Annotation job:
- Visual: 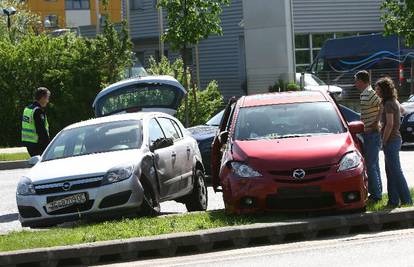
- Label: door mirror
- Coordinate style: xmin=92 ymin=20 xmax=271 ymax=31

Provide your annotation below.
xmin=28 ymin=155 xmax=41 ymax=166
xmin=218 ymin=131 xmax=229 ymax=144
xmin=150 ymin=137 xmax=174 ymax=152
xmin=348 ymin=121 xmax=364 ymax=134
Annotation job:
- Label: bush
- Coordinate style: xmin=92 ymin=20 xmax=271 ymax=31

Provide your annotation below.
xmin=0 ymin=21 xmax=132 ymax=147
xmin=269 ymin=79 xmax=300 ymax=92
xmin=148 ymin=56 xmax=224 ymax=126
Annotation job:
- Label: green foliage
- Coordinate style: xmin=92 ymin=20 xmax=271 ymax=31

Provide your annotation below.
xmin=381 ymin=0 xmax=414 ymax=46
xmin=148 ymin=56 xmax=224 ymax=126
xmin=157 ymin=0 xmax=231 ymax=52
xmin=0 ymin=0 xmax=41 ymax=41
xmin=269 ymin=79 xmax=300 ymax=92
xmin=0 ymin=21 xmax=132 ymax=147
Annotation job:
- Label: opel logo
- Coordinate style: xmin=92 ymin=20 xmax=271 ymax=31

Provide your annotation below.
xmin=62 ymin=182 xmax=71 ymax=191
xmin=292 ymin=169 xmax=306 ymax=179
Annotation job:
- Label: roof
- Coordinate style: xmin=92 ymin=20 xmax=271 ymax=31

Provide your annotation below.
xmin=63 ymin=112 xmax=167 ymax=130
xmin=92 ymin=75 xmax=187 ymax=108
xmin=240 ymin=91 xmax=328 ymax=108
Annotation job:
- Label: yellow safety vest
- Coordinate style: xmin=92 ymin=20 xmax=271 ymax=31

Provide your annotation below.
xmin=21 ymin=106 xmax=49 ymax=143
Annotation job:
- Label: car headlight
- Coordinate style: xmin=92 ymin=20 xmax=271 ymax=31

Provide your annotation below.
xmin=408 ymin=113 xmax=414 ymax=122
xmin=230 ymin=162 xmax=262 ymax=178
xmin=102 ymin=165 xmax=134 ymax=185
xmin=338 ymin=151 xmax=362 ymax=172
xmin=17 ymin=177 xmax=36 ymax=195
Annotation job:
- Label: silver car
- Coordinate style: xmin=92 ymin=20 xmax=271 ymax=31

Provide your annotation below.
xmin=16 ymin=112 xmax=207 ymax=228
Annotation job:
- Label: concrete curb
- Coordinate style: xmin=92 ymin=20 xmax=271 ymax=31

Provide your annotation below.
xmin=2 ymin=208 xmax=414 ymax=266
xmin=0 ymin=160 xmax=29 ymax=171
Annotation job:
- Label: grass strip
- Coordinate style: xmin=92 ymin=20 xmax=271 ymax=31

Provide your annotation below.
xmin=0 ymin=153 xmax=30 ymax=161
xmin=1 ymin=189 xmax=413 ymax=252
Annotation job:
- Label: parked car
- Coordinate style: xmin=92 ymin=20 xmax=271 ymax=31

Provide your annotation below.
xmin=16 ymin=112 xmax=207 ymax=228
xmin=93 ymin=75 xmax=186 ymax=117
xmin=296 ymin=73 xmax=343 ymax=96
xmin=211 ymin=91 xmax=367 ymax=214
xmin=401 ymin=95 xmax=414 ymax=143
xmin=188 ymin=103 xmax=361 ymax=176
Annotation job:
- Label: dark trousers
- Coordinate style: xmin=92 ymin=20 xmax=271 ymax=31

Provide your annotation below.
xmin=25 ymin=143 xmax=44 ymax=157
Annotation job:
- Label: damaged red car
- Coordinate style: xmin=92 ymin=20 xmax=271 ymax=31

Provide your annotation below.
xmin=211 ymin=91 xmax=367 ymax=214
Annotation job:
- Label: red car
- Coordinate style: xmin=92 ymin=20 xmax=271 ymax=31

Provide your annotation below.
xmin=211 ymin=91 xmax=367 ymax=214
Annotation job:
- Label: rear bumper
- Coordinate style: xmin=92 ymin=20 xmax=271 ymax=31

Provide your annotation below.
xmin=221 ymin=164 xmax=367 ymax=214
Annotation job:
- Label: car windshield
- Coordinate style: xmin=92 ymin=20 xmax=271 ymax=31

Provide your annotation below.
xmin=306 ymin=74 xmax=326 ymax=86
xmin=43 ymin=120 xmax=142 ymax=161
xmin=234 ymin=102 xmax=345 ymax=141
xmin=206 ymin=110 xmax=224 ymax=126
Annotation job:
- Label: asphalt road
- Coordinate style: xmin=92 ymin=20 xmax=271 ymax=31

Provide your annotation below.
xmin=101 ymin=228 xmax=414 ymax=267
xmin=0 ymin=145 xmax=413 ymax=234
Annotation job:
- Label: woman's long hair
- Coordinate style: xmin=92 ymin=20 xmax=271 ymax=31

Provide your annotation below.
xmin=375 ymin=77 xmax=398 ymax=103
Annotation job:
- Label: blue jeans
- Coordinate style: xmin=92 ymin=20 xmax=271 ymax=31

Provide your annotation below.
xmin=383 ymin=137 xmax=412 ymax=206
xmin=363 ymin=132 xmax=382 ymax=200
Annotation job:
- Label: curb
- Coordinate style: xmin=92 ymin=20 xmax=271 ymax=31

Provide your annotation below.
xmin=1 ymin=208 xmax=414 ymax=266
xmin=0 ymin=160 xmax=29 ymax=171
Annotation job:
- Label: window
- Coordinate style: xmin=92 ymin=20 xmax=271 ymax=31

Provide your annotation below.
xmin=45 ymin=15 xmax=58 ymax=28
xmin=149 ymin=119 xmax=165 ymax=144
xmin=170 ymin=120 xmax=183 ymax=138
xmin=295 ymin=34 xmax=309 ymax=49
xmin=157 ymin=118 xmax=181 ymax=140
xmin=130 ymin=0 xmax=145 ymax=10
xmin=312 ymin=33 xmax=334 ymax=49
xmin=65 ymin=0 xmax=90 ymax=10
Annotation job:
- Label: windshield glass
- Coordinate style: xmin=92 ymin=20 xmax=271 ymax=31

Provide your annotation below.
xmin=43 ymin=120 xmax=142 ymax=161
xmin=97 ymin=83 xmax=181 ymax=116
xmin=206 ymin=110 xmax=224 ymax=126
xmin=306 ymin=74 xmax=326 ymax=86
xmin=234 ymin=102 xmax=345 ymax=141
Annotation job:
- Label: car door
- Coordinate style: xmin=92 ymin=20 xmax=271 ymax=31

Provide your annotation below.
xmin=148 ymin=118 xmax=180 ymax=198
xmin=211 ymin=97 xmax=237 ymax=192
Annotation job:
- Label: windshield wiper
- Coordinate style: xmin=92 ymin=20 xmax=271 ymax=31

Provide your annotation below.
xmin=277 ymin=134 xmax=313 ymax=139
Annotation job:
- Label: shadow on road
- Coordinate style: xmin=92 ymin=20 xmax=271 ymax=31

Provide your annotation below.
xmin=0 ymin=213 xmax=18 ymax=223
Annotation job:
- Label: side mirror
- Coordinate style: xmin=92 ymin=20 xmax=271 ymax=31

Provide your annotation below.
xmin=28 ymin=155 xmax=41 ymax=166
xmin=348 ymin=121 xmax=364 ymax=134
xmin=150 ymin=137 xmax=174 ymax=152
xmin=218 ymin=131 xmax=229 ymax=144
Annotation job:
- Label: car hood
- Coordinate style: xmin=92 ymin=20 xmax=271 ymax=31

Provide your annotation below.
xmin=401 ymin=102 xmax=414 ymax=114
xmin=187 ymin=125 xmax=218 ymax=141
xmin=305 ymin=85 xmax=343 ymax=93
xmin=27 ymin=149 xmax=142 ymax=184
xmin=232 ymin=133 xmax=354 ymax=172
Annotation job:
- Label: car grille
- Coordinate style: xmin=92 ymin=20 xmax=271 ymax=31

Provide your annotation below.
xmin=34 ymin=176 xmax=103 ymax=195
xmin=269 ymin=166 xmax=331 ymax=177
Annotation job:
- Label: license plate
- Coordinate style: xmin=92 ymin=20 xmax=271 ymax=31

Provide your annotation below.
xmin=45 ymin=193 xmax=87 ymax=213
xmin=277 ymin=186 xmax=321 ymax=197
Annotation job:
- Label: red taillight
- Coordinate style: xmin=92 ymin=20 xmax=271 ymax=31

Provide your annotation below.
xmin=399 ymin=64 xmax=404 ymax=82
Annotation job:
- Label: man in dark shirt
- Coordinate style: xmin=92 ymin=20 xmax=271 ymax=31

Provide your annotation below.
xmin=21 ymin=87 xmax=51 ymax=157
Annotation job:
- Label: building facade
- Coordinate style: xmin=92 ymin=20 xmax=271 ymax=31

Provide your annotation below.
xmin=83 ymin=0 xmax=385 ymax=98
xmin=24 ymin=0 xmax=122 ymax=29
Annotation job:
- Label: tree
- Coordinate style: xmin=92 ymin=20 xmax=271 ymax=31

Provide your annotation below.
xmin=0 ymin=0 xmax=40 ymax=41
xmin=157 ymin=0 xmax=230 ymax=126
xmin=381 ymin=0 xmax=414 ymax=46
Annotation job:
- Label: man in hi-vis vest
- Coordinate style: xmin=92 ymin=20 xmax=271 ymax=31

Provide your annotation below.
xmin=21 ymin=87 xmax=51 ymax=157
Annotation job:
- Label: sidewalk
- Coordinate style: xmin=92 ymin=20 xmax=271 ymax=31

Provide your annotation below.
xmin=0 ymin=147 xmax=27 ymax=154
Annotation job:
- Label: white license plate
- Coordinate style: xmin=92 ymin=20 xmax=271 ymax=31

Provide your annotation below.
xmin=45 ymin=193 xmax=87 ymax=213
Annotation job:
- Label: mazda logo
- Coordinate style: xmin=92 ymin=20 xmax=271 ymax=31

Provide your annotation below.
xmin=292 ymin=169 xmax=306 ymax=179
xmin=62 ymin=182 xmax=71 ymax=191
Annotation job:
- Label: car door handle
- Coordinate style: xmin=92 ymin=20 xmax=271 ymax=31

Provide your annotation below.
xmin=171 ymin=152 xmax=177 ymax=158
xmin=186 ymin=147 xmax=191 ymax=153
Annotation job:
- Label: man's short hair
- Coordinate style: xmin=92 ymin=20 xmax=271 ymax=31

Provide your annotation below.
xmin=354 ymin=70 xmax=370 ymax=84
xmin=34 ymin=87 xmax=50 ymax=101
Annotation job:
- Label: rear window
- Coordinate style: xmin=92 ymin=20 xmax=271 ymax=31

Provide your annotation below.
xmin=97 ymin=83 xmax=180 ymax=116
xmin=234 ymin=102 xmax=345 ymax=140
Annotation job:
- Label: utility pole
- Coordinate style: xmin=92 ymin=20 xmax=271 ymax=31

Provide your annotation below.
xmin=125 ymin=0 xmax=130 ymax=30
xmin=95 ymin=0 xmax=100 ymax=34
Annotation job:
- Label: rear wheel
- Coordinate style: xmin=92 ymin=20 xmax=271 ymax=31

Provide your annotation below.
xmin=139 ymin=180 xmax=160 ymax=216
xmin=184 ymin=169 xmax=208 ymax=212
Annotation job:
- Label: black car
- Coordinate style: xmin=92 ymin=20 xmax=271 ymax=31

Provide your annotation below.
xmin=401 ymin=95 xmax=414 ymax=143
xmin=188 ymin=105 xmax=360 ymax=175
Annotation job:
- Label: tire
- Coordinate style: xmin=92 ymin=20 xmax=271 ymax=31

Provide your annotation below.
xmin=139 ymin=180 xmax=160 ymax=217
xmin=184 ymin=169 xmax=208 ymax=212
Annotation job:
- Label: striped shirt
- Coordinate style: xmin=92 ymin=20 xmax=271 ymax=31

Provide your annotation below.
xmin=360 ymin=86 xmax=381 ymax=132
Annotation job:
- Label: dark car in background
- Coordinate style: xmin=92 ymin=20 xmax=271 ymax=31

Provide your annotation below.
xmin=188 ymin=104 xmax=361 ymax=176
xmin=401 ymin=95 xmax=414 ymax=143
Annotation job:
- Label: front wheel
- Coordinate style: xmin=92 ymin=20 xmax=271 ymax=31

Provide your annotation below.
xmin=184 ymin=169 xmax=208 ymax=212
xmin=139 ymin=180 xmax=160 ymax=217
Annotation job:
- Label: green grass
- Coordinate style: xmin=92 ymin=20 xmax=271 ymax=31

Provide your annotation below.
xmin=0 ymin=153 xmax=30 ymax=161
xmin=1 ymin=189 xmax=414 ymax=252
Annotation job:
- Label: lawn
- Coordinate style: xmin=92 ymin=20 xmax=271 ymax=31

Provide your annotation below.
xmin=0 ymin=153 xmax=30 ymax=161
xmin=1 ymin=189 xmax=413 ymax=252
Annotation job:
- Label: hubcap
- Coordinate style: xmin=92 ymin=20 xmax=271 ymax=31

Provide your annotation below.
xmin=198 ymin=175 xmax=207 ymax=207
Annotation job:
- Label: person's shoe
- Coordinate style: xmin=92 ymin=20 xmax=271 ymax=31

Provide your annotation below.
xmin=384 ymin=203 xmax=399 ymax=209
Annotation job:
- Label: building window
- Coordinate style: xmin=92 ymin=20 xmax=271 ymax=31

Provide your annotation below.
xmin=45 ymin=15 xmax=58 ymax=28
xmin=65 ymin=0 xmax=90 ymax=10
xmin=130 ymin=0 xmax=145 ymax=10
